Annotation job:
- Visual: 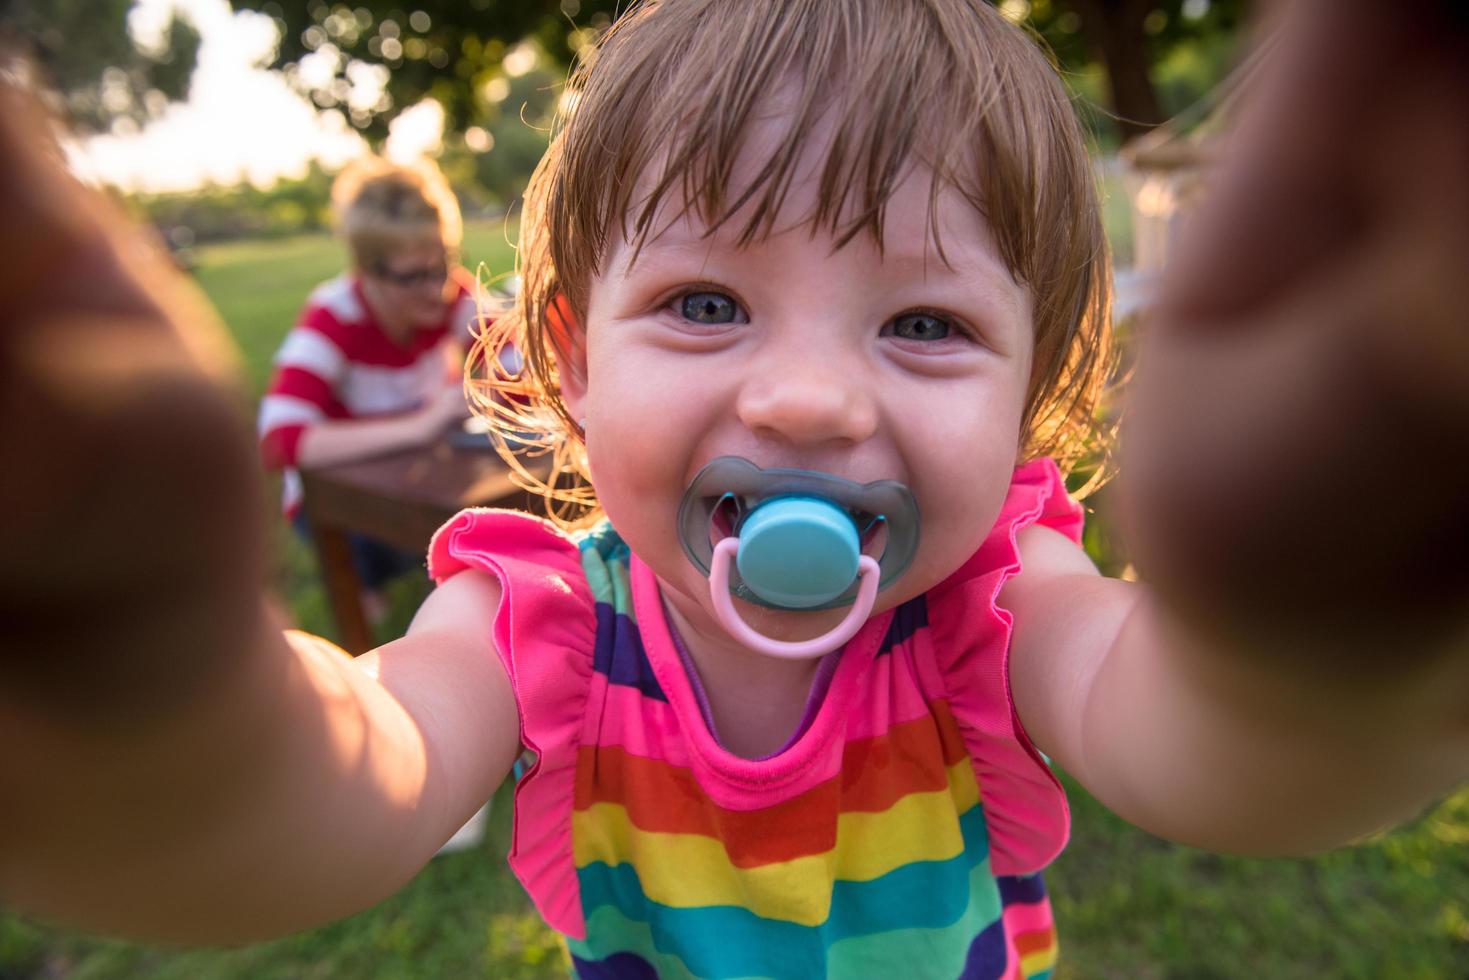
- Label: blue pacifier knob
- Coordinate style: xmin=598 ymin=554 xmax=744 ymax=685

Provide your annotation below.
xmin=735 ymin=496 xmax=860 ymax=609
xmin=677 ymin=456 xmax=921 ymax=612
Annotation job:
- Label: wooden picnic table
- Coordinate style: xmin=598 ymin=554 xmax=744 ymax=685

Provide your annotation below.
xmin=299 ymin=436 xmax=547 ymax=653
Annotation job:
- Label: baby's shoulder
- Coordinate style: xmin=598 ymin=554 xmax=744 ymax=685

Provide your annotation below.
xmin=429 ymin=508 xmax=596 ymax=618
xmin=429 ymin=506 xmax=600 ymax=709
xmin=433 ymin=505 xmax=572 ymax=556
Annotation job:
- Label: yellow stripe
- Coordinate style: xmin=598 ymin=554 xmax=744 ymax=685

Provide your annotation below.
xmin=1021 ymin=943 xmax=1059 ymax=976
xmin=572 ymin=759 xmax=980 ymax=926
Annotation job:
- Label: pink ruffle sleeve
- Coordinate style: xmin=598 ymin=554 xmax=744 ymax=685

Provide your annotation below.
xmin=925 ymin=458 xmax=1083 ymax=876
xmin=427 ymin=508 xmax=596 ymax=938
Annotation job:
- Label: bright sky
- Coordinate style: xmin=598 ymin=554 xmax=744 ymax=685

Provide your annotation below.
xmin=74 ymin=0 xmax=445 ymax=193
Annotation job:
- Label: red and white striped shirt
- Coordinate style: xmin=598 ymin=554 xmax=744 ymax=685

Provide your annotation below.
xmin=258 ymin=270 xmax=480 ymax=517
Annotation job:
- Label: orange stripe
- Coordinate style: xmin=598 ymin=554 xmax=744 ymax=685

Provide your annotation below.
xmin=1013 ymin=928 xmax=1056 ymax=956
xmin=573 ymin=700 xmax=974 ymax=867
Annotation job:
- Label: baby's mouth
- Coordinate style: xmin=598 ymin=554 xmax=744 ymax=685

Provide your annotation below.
xmin=677 ymin=456 xmax=920 ymax=612
xmin=705 ymin=491 xmax=889 ymax=560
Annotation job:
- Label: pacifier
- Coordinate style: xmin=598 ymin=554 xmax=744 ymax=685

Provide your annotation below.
xmin=677 ymin=457 xmax=920 ymax=659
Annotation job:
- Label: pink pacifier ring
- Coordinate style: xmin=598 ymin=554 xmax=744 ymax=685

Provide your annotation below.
xmin=708 ymin=538 xmax=881 ymax=659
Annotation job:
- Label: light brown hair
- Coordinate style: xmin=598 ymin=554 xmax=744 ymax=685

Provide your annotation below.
xmin=332 ymin=156 xmax=463 ymax=270
xmin=472 ymin=0 xmax=1114 ymax=523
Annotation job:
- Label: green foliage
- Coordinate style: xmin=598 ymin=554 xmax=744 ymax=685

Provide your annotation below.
xmin=125 ymin=162 xmax=340 ymax=248
xmin=435 ymin=65 xmax=559 ymax=207
xmin=1024 ymin=0 xmax=1247 ymax=147
xmin=0 ymin=0 xmax=199 ymax=132
xmin=229 ymin=0 xmax=620 ymax=143
xmin=1029 ymin=0 xmax=1246 ymax=90
xmin=224 ymin=0 xmax=1245 ymax=151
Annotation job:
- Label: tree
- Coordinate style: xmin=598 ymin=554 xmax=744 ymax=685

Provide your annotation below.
xmin=231 ymin=0 xmax=1244 ymax=150
xmin=0 ymin=0 xmax=200 ymax=133
xmin=1024 ymin=0 xmax=1248 ymax=143
xmin=228 ymin=0 xmax=619 ymax=144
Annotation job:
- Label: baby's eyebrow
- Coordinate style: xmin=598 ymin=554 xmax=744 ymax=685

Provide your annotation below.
xmin=634 ymin=233 xmax=718 ymax=257
xmin=872 ymin=244 xmax=1018 ymax=291
xmin=623 ymin=222 xmax=1021 ymax=302
xmin=614 ymin=226 xmax=733 ymax=273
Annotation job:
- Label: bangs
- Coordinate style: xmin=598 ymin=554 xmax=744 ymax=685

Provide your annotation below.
xmin=554 ymin=0 xmax=1089 ymax=291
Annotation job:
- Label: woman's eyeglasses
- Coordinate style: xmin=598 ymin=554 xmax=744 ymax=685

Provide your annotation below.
xmin=372 ymin=261 xmax=450 ymax=288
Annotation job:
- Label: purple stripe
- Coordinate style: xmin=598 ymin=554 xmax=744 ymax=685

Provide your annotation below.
xmin=997 ymin=873 xmax=1048 ymax=907
xmin=878 ymin=595 xmax=928 ymax=655
xmin=592 ymin=604 xmax=668 ymax=702
xmin=571 ymin=950 xmax=660 ymax=979
xmin=958 ymin=916 xmax=1010 ymax=980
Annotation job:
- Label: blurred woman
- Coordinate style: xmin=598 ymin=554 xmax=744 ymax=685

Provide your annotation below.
xmin=258 ymin=157 xmax=479 ymax=617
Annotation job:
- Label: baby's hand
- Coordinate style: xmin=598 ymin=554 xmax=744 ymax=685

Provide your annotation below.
xmin=0 ymin=87 xmax=265 ymax=719
xmin=1120 ymin=0 xmax=1469 ymax=661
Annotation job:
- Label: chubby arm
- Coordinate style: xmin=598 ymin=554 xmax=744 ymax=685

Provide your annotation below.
xmin=1007 ymin=0 xmax=1469 ymax=855
xmin=1005 ymin=525 xmax=1469 ymax=856
xmin=0 ymin=88 xmax=517 ymax=942
xmin=0 ymin=569 xmax=517 ymax=944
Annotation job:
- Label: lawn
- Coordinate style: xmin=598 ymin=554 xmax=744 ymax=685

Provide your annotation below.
xmin=2 ymin=222 xmax=1466 ymax=979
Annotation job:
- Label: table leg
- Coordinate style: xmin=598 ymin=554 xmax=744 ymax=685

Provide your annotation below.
xmin=313 ymin=522 xmax=374 ymax=655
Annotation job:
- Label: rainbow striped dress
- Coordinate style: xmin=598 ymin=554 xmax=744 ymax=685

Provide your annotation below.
xmin=428 ymin=459 xmax=1081 ymax=979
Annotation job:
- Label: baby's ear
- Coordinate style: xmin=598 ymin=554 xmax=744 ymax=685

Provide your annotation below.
xmin=547 ymin=293 xmax=588 ymax=417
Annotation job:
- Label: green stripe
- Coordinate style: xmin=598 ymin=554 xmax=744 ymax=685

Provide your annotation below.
xmin=824 ymin=856 xmax=1003 ymax=980
xmin=578 ymin=532 xmax=634 ymax=617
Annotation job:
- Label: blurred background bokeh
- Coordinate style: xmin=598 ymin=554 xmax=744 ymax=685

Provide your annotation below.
xmin=0 ymin=1 xmax=1464 ymax=977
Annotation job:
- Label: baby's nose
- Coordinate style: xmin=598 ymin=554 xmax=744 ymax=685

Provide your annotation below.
xmin=735 ymin=355 xmax=879 ymax=447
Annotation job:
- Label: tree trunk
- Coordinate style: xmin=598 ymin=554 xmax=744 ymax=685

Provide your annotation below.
xmin=1068 ymin=0 xmax=1167 ymax=143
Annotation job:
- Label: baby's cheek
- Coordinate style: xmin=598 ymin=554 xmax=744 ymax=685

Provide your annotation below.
xmin=586 ymin=432 xmax=682 ymax=541
xmin=917 ymin=471 xmax=1012 ymax=580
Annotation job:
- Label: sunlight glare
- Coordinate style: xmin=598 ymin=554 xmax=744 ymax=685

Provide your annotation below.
xmin=78 ymin=0 xmax=368 ymax=192
xmin=385 ymin=99 xmax=445 ymax=163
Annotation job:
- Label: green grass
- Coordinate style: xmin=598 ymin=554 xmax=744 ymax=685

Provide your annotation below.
xmin=3 ymin=222 xmax=1466 ymax=978
xmin=194 ymin=218 xmax=522 ymax=401
xmin=1050 ymin=776 xmax=1469 ymax=980
xmin=194 ymin=219 xmax=524 ymax=643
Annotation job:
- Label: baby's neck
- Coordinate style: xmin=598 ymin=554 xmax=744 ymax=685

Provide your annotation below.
xmin=661 ymin=593 xmax=829 ymax=759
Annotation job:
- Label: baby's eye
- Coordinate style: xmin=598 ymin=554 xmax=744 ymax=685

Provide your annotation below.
xmin=679 ymin=291 xmax=743 ymax=325
xmin=886 ymin=312 xmax=952 ymax=342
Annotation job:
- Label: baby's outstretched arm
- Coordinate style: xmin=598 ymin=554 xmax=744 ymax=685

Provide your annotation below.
xmin=1007 ymin=0 xmax=1468 ymax=856
xmin=0 ymin=90 xmax=518 ymax=942
xmin=1006 ymin=529 xmax=1466 ymax=855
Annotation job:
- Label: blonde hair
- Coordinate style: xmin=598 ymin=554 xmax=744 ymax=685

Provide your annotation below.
xmin=332 ymin=156 xmax=464 ymax=269
xmin=473 ymin=0 xmax=1115 ymax=525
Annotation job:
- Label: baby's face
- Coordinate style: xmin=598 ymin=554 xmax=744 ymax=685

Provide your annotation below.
xmin=573 ymin=140 xmax=1035 ymax=646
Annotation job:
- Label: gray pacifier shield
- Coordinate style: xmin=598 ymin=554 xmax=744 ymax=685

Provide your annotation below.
xmin=676 ymin=456 xmax=920 ymax=611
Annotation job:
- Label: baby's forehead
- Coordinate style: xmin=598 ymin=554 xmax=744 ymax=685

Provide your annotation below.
xmin=617 ymin=87 xmax=992 ymax=250
xmin=613 ymin=150 xmax=1012 ymax=285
